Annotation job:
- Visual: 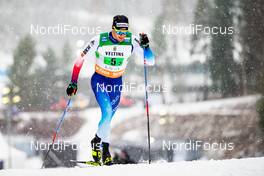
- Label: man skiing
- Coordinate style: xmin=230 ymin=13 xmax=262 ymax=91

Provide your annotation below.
xmin=66 ymin=15 xmax=155 ymax=165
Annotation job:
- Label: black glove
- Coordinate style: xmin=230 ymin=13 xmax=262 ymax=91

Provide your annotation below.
xmin=66 ymin=82 xmax=78 ymax=96
xmin=139 ymin=33 xmax=149 ymax=48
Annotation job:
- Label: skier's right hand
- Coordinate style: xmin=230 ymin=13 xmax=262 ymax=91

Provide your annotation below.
xmin=66 ymin=82 xmax=78 ymax=96
xmin=139 ymin=33 xmax=149 ymax=48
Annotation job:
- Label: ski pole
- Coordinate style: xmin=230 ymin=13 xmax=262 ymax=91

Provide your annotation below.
xmin=143 ymin=52 xmax=151 ymax=164
xmin=41 ymin=98 xmax=72 ymax=168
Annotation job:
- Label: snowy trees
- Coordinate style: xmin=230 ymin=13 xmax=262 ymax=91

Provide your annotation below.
xmin=8 ymin=36 xmax=73 ymax=111
xmin=240 ymin=0 xmax=264 ymax=95
xmin=192 ymin=0 xmax=264 ymax=98
xmin=240 ymin=0 xmax=264 ymax=133
xmin=191 ymin=0 xmax=264 ymax=131
xmin=8 ymin=35 xmax=36 ymax=110
xmin=192 ymin=0 xmax=239 ymax=98
xmin=209 ymin=0 xmax=238 ymax=97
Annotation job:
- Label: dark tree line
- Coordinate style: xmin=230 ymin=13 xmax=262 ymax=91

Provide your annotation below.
xmin=192 ymin=0 xmax=264 ymax=97
xmin=8 ymin=35 xmax=72 ymax=111
xmin=191 ymin=0 xmax=264 ymax=131
xmin=241 ymin=0 xmax=264 ymax=95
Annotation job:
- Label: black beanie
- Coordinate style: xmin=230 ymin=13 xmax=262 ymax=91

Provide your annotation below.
xmin=112 ymin=15 xmax=129 ymax=30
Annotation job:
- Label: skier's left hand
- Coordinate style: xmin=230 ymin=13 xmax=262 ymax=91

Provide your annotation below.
xmin=66 ymin=82 xmax=78 ymax=96
xmin=139 ymin=33 xmax=149 ymax=48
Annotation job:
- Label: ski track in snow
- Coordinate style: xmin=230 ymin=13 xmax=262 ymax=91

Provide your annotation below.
xmin=1 ymin=157 xmax=264 ymax=176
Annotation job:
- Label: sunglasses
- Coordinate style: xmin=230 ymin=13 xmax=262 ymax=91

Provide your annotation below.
xmin=113 ymin=26 xmax=129 ymax=35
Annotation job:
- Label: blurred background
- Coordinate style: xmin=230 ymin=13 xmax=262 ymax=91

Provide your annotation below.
xmin=0 ymin=0 xmax=264 ymax=169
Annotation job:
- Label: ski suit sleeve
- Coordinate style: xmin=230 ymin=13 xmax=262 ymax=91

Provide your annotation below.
xmin=132 ymin=35 xmax=155 ymax=66
xmin=71 ymin=35 xmax=99 ymax=83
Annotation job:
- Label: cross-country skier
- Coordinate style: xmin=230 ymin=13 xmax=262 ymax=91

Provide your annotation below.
xmin=66 ymin=15 xmax=155 ymax=165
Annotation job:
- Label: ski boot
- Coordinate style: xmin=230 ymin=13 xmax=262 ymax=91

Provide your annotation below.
xmin=102 ymin=142 xmax=114 ymax=165
xmin=91 ymin=135 xmax=102 ymax=165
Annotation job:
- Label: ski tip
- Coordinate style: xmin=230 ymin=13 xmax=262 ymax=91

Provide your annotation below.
xmin=69 ymin=160 xmax=101 ymax=166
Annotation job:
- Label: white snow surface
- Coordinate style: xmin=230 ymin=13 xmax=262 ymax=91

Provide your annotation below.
xmin=1 ymin=157 xmax=264 ymax=176
xmin=0 ymin=133 xmax=27 ymax=169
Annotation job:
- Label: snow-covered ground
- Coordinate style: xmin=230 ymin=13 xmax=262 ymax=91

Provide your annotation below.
xmin=0 ymin=133 xmax=27 ymax=169
xmin=1 ymin=157 xmax=264 ymax=176
xmin=151 ymin=95 xmax=261 ymax=116
xmin=1 ymin=95 xmax=262 ymax=170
